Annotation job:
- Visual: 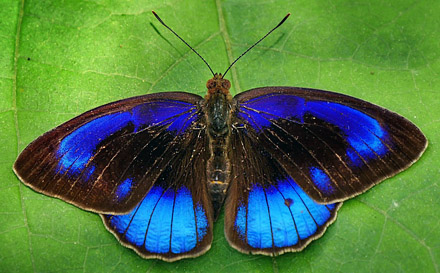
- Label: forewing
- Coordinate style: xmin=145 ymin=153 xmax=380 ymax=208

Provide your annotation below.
xmin=225 ymin=124 xmax=341 ymax=255
xmin=14 ymin=92 xmax=205 ymax=214
xmin=101 ymin=127 xmax=213 ymax=261
xmin=233 ymin=87 xmax=427 ymax=203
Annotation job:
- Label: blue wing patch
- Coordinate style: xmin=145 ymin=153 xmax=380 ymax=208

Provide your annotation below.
xmin=309 ymin=167 xmax=334 ymax=195
xmin=233 ymin=178 xmax=338 ymax=250
xmin=115 ymin=178 xmax=134 ymax=201
xmin=238 ymin=93 xmax=390 ymax=167
xmin=307 ymin=101 xmax=389 ymax=166
xmin=103 ymin=184 xmax=211 ymax=260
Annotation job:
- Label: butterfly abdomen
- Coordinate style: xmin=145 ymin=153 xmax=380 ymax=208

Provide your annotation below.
xmin=206 ymin=137 xmax=230 ymax=219
xmin=205 ymin=75 xmax=233 ymax=219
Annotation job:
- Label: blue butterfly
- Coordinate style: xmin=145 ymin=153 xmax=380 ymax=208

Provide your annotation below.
xmin=13 ymin=12 xmax=427 ymax=262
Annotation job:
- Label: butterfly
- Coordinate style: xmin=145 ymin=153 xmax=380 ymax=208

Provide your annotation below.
xmin=13 ymin=12 xmax=427 ymax=262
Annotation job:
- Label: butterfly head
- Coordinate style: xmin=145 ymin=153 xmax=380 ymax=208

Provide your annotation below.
xmin=206 ymin=73 xmax=231 ymax=99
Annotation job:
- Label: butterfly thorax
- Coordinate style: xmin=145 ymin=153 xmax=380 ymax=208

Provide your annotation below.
xmin=204 ymin=74 xmax=232 ymax=218
xmin=205 ymin=74 xmax=232 ymax=136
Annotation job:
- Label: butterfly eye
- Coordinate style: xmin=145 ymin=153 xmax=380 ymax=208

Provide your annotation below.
xmin=206 ymin=80 xmax=217 ymax=89
xmin=222 ymin=80 xmax=231 ymax=90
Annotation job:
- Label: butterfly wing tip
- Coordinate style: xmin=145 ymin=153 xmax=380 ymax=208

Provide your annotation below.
xmin=12 ymin=165 xmax=40 ymax=192
xmin=12 ymin=165 xmax=21 ymax=180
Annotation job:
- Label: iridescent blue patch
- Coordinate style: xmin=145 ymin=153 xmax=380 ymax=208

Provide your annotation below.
xmin=166 ymin=110 xmax=198 ymax=134
xmin=242 ymin=94 xmax=306 ymax=121
xmin=306 ymin=101 xmax=389 ymax=165
xmin=56 ymin=101 xmax=198 ymax=178
xmin=115 ymin=178 xmax=134 ymax=201
xmin=238 ymin=94 xmax=306 ymax=132
xmin=237 ymin=108 xmax=272 ymax=132
xmin=145 ymin=187 xmax=174 ymax=253
xmin=235 ymin=177 xmax=337 ymax=249
xmin=195 ymin=203 xmax=209 ymax=242
xmin=238 ymin=95 xmax=389 ymax=165
xmin=171 ymin=187 xmax=196 ymax=252
xmin=234 ymin=203 xmax=247 ymax=239
xmin=309 ymin=167 xmax=334 ymax=194
xmin=56 ymin=112 xmax=131 ymax=177
xmin=109 ymin=185 xmax=208 ymax=254
xmin=131 ymin=100 xmax=196 ymax=132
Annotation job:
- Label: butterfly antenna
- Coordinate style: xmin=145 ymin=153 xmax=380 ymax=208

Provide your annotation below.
xmin=222 ymin=13 xmax=291 ymax=78
xmin=152 ymin=11 xmax=215 ymax=77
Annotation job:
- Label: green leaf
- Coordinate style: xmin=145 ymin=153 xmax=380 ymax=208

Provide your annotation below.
xmin=2 ymin=0 xmax=439 ymax=272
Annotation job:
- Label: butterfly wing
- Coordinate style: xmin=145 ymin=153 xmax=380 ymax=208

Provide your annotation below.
xmin=225 ymin=123 xmax=341 ymax=255
xmin=101 ymin=123 xmax=213 ymax=261
xmin=14 ymin=92 xmax=206 ymax=214
xmin=232 ymin=87 xmax=427 ymax=204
